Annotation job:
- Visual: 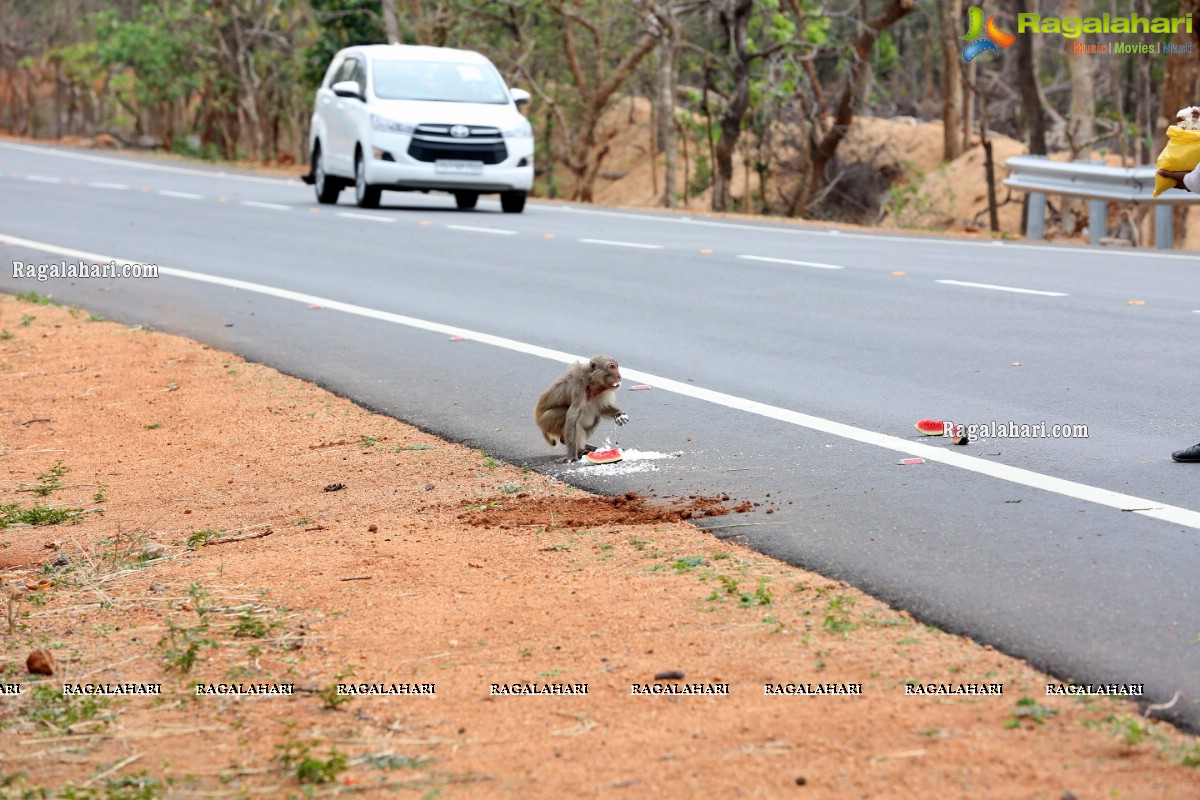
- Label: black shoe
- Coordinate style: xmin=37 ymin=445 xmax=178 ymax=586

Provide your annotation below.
xmin=1171 ymin=443 xmax=1200 ymax=462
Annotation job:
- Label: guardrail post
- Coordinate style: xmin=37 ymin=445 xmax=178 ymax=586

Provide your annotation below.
xmin=1088 ymin=200 xmax=1107 ymax=245
xmin=1154 ymin=205 xmax=1174 ymax=249
xmin=1026 ymin=192 xmax=1047 ymax=241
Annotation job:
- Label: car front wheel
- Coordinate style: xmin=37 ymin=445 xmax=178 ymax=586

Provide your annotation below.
xmin=313 ymin=147 xmax=341 ymax=205
xmin=500 ymin=190 xmax=526 ymax=214
xmin=454 ymin=191 xmax=479 ymax=210
xmin=355 ymin=153 xmax=382 ymax=209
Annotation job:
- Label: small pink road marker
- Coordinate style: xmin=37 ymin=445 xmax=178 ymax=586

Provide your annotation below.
xmin=450 ymin=336 xmax=467 ymax=341
xmin=631 ymin=384 xmax=651 ymax=391
xmin=899 ymin=458 xmax=925 ymax=465
xmin=308 ymin=304 xmax=321 ymax=310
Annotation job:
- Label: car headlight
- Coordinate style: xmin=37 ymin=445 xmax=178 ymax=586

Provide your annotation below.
xmin=501 ymin=119 xmax=533 ymax=138
xmin=371 ymin=114 xmax=416 ymax=134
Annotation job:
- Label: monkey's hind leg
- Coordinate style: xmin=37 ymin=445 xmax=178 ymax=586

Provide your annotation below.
xmin=537 ymin=408 xmax=565 ymax=448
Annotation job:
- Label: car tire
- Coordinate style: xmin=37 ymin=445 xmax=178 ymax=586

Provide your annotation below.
xmin=500 ymin=190 xmax=526 ymax=214
xmin=313 ymin=146 xmax=341 ymax=205
xmin=454 ymin=191 xmax=479 ymax=210
xmin=355 ymin=153 xmax=382 ymax=209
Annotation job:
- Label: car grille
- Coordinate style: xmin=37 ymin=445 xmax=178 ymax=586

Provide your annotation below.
xmin=407 ymin=124 xmax=508 ymax=165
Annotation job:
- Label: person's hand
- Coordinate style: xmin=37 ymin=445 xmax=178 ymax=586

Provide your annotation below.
xmin=1158 ymin=168 xmax=1191 ymax=188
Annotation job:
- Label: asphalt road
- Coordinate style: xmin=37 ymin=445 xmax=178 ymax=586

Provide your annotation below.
xmin=3 ymin=140 xmax=1199 ymax=730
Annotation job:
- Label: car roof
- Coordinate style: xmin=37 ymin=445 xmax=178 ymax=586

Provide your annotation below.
xmin=338 ymin=44 xmax=491 ymax=63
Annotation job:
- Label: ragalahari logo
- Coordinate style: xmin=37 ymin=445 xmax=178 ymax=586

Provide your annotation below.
xmin=961 ymin=7 xmax=1016 ymax=62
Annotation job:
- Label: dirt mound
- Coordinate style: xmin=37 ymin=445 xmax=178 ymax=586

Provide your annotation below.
xmin=585 ymin=100 xmax=1028 ymax=233
xmin=457 ymin=492 xmax=736 ymax=528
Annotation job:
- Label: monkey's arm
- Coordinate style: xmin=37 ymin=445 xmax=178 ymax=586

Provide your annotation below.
xmin=599 ymin=402 xmax=629 ymax=426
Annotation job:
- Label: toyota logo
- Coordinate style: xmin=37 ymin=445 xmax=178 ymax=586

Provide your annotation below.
xmin=450 ymin=125 xmax=470 ymax=138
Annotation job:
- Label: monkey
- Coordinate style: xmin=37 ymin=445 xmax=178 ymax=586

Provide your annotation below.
xmin=534 ymin=354 xmax=629 ymax=461
xmin=1099 ymin=207 xmax=1140 ymax=248
xmin=1112 ymin=208 xmax=1140 ymax=247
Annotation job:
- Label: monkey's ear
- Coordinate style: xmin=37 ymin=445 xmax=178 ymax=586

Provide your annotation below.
xmin=589 ymin=360 xmax=597 ymax=370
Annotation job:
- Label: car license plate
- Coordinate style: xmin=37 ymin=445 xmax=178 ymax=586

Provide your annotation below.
xmin=435 ymin=160 xmax=484 ymax=174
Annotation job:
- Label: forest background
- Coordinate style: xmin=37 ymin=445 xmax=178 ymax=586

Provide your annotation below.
xmin=1 ymin=0 xmax=1197 ymax=239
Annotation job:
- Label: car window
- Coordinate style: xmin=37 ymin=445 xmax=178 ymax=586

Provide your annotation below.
xmin=372 ymin=60 xmax=509 ymax=104
xmin=336 ymin=57 xmax=360 ymax=86
xmin=324 ymin=57 xmax=345 ymax=88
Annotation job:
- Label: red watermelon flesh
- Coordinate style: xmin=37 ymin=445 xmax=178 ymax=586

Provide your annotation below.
xmin=914 ymin=419 xmax=945 ymax=436
xmin=585 ymin=448 xmax=623 ymax=464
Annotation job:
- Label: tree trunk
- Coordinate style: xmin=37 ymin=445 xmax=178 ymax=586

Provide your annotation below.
xmin=656 ymin=5 xmax=678 ymax=208
xmin=680 ymin=116 xmax=690 ymax=207
xmin=230 ymin=15 xmax=265 ymax=162
xmin=976 ymin=84 xmax=998 ymax=232
xmin=711 ymin=0 xmax=755 ymax=213
xmin=1061 ymin=0 xmax=1094 ymax=157
xmin=381 ymin=0 xmax=401 ymax=44
xmin=1014 ymin=0 xmax=1046 ymax=155
xmin=936 ymin=0 xmax=962 ymax=161
xmin=961 ymin=59 xmax=974 ymax=152
xmin=52 ymin=61 xmax=63 ymax=139
xmin=742 ymin=148 xmax=751 ymax=212
xmin=711 ymin=0 xmax=753 ymax=213
xmin=22 ymin=68 xmax=34 ymax=136
xmin=711 ymin=84 xmax=747 ymax=212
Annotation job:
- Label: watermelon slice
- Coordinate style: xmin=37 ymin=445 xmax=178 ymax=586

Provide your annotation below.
xmin=914 ymin=419 xmax=945 ymax=436
xmin=584 ymin=448 xmax=622 ymax=464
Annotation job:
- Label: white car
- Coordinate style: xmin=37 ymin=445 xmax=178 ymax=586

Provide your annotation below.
xmin=305 ymin=44 xmax=534 ymax=213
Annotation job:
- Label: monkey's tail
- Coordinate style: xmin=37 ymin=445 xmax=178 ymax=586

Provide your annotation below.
xmin=541 ymin=431 xmax=558 ymax=447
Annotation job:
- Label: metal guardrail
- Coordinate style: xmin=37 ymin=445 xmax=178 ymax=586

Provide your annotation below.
xmin=1003 ymin=154 xmax=1200 ymax=249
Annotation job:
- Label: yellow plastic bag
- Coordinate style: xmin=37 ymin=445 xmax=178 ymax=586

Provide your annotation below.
xmin=1154 ymin=125 xmax=1200 ymax=197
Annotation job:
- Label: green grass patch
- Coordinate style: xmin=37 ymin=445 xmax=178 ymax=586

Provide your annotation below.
xmin=0 ymin=502 xmax=84 ymax=527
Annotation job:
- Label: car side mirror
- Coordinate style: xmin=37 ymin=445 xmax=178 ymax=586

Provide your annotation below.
xmin=510 ymin=88 xmax=531 ymax=108
xmin=332 ymin=80 xmax=363 ymax=100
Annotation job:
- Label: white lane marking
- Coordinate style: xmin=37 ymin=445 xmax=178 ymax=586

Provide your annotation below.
xmin=338 ymin=212 xmax=393 ymax=223
xmin=4 ymin=230 xmax=1198 ymax=530
xmin=0 ymin=141 xmax=298 ymax=186
xmin=240 ymin=200 xmax=290 ymax=211
xmin=445 ymin=224 xmax=517 ymax=235
xmin=88 ymin=182 xmax=129 ymax=190
xmin=24 ymin=175 xmax=62 ymax=184
xmin=936 ymin=279 xmax=1068 ymax=297
xmin=159 ymin=190 xmax=203 ymax=200
xmin=545 ymin=205 xmax=1200 ymax=262
xmin=738 ymin=254 xmax=844 ymax=270
xmin=579 ymin=238 xmax=663 ymax=250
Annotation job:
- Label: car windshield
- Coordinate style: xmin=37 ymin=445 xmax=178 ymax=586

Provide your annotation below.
xmin=372 ymin=59 xmax=509 ymax=104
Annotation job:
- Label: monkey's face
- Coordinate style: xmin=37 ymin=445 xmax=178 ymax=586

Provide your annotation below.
xmin=591 ymin=358 xmax=622 ymax=391
xmin=606 ymin=360 xmax=622 ymax=390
